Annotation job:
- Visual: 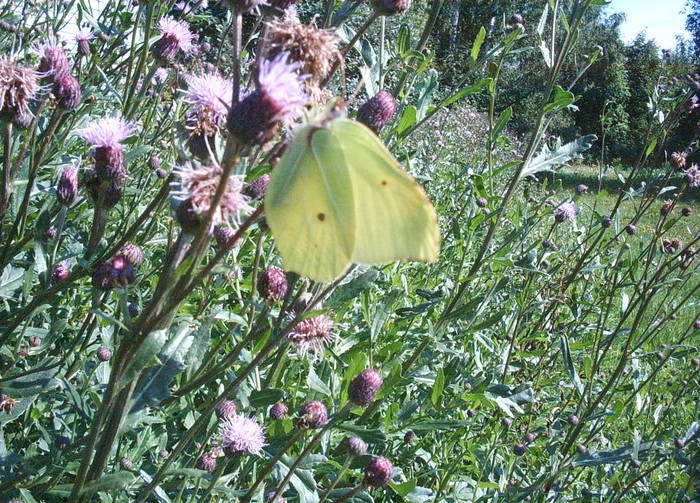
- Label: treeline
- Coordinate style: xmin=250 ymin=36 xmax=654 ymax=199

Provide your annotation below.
xmin=426 ymin=1 xmax=697 ymax=165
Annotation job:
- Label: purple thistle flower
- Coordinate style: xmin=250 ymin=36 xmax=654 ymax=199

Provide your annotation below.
xmin=356 ymin=90 xmax=397 ymax=133
xmin=75 ymin=28 xmax=94 ymax=56
xmin=683 ymin=164 xmax=700 ymax=187
xmin=172 ymin=164 xmax=252 ymax=232
xmin=348 ymin=369 xmax=383 ymax=406
xmin=52 ymin=73 xmax=82 ymax=110
xmin=154 ymin=67 xmax=170 ymax=84
xmin=153 ymin=17 xmax=194 ymax=63
xmin=57 ymin=166 xmax=79 ymax=206
xmin=221 ymin=414 xmax=266 ymax=457
xmin=258 ymin=267 xmax=287 ymax=301
xmin=183 ymin=72 xmax=233 ymax=130
xmin=77 ymin=116 xmax=135 ymax=149
xmin=287 ymin=314 xmax=335 ymax=357
xmin=227 ymin=52 xmax=307 ymax=146
xmin=295 ymin=401 xmax=327 ymax=429
xmin=35 ymin=40 xmax=69 ymax=81
xmin=213 ymin=224 xmax=237 ymax=247
xmin=554 ymin=201 xmax=578 ymax=223
xmin=364 ymin=456 xmax=393 ymax=487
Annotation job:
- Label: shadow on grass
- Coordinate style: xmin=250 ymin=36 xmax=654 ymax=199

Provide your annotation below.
xmin=543 ymin=168 xmax=700 ymax=204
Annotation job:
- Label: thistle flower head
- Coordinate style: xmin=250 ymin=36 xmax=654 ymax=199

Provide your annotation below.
xmin=244 ymin=174 xmax=270 ymax=200
xmin=221 ymin=414 xmax=266 ymax=457
xmin=75 ymin=28 xmax=94 ymax=56
xmin=266 ymin=17 xmax=338 ymax=93
xmin=35 ymin=40 xmax=69 ymax=80
xmin=57 ymin=166 xmax=79 ymax=206
xmin=154 ymin=67 xmax=170 ymax=84
xmin=344 ymin=436 xmax=367 ymax=456
xmin=258 ymin=266 xmax=287 ymax=301
xmin=348 ymin=369 xmax=383 ymax=406
xmin=215 ymin=400 xmax=237 ymax=419
xmin=153 ymin=17 xmax=194 ymax=63
xmin=671 ymin=151 xmax=687 ymax=169
xmin=172 ymin=164 xmax=252 ymax=232
xmin=287 ymin=314 xmax=335 ymax=357
xmin=554 ymin=201 xmax=578 ymax=223
xmin=357 ymin=90 xmax=397 ymax=133
xmin=183 ymin=72 xmax=233 ymax=133
xmin=52 ymin=260 xmax=70 ymax=283
xmin=118 ymin=243 xmax=144 ymax=267
xmin=52 ymin=72 xmax=81 ymax=109
xmin=0 ymin=56 xmax=38 ymax=119
xmin=371 ymin=0 xmax=410 ymax=15
xmin=77 ymin=116 xmax=135 ymax=149
xmin=269 ymin=402 xmax=288 ymax=420
xmin=196 ymin=453 xmax=217 ymax=473
xmin=295 ymin=401 xmax=328 ymax=429
xmin=364 ymin=456 xmax=394 ymax=487
xmin=683 ymin=164 xmax=700 ymax=187
xmin=227 ymin=53 xmax=307 ymax=146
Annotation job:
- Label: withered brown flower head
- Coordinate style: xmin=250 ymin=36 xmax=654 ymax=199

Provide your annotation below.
xmin=265 ymin=16 xmax=338 ymax=102
xmin=0 ymin=56 xmax=38 ymax=120
xmin=0 ymin=393 xmax=19 ymax=414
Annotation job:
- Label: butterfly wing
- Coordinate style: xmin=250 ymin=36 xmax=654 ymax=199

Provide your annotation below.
xmin=265 ymin=124 xmax=356 ymax=282
xmin=328 ymin=119 xmax=440 ymax=264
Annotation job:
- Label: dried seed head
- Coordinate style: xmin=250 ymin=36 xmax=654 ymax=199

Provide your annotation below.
xmin=0 ymin=56 xmax=38 ymax=121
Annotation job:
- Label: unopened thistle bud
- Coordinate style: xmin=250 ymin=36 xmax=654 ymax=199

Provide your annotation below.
xmin=625 ymin=224 xmax=637 ymax=235
xmin=56 ymin=166 xmax=79 ymax=206
xmin=51 ymin=260 xmax=70 ymax=283
xmin=601 ymin=217 xmax=612 ymax=228
xmin=295 ymin=401 xmax=328 ymax=429
xmin=574 ymin=184 xmax=588 ymax=195
xmin=97 ymin=347 xmax=112 ymax=361
xmin=120 ymin=457 xmax=133 ymax=470
xmin=244 ymin=174 xmax=270 ymax=200
xmin=371 ymin=0 xmax=410 ymax=15
xmin=357 ymin=91 xmax=397 ymax=134
xmin=128 ymin=303 xmax=139 ymax=317
xmin=118 ymin=244 xmax=144 ymax=267
xmin=258 ymin=267 xmax=287 ymax=301
xmin=196 ymin=453 xmax=217 ymax=473
xmin=364 ymin=456 xmax=393 ymax=487
xmin=28 ymin=335 xmax=41 ymax=347
xmin=148 ymin=155 xmax=161 ymax=169
xmin=213 ymin=224 xmax=237 ymax=248
xmin=269 ymin=402 xmax=288 ymax=420
xmin=513 ymin=443 xmax=526 ymax=456
xmin=215 ymin=400 xmax=237 ymax=420
xmin=348 ymin=369 xmax=383 ymax=406
xmin=660 ymin=200 xmax=673 ymax=216
xmin=682 ymin=207 xmax=693 ymax=217
xmin=344 ymin=436 xmax=368 ymax=456
xmin=52 ymin=73 xmax=82 ymax=110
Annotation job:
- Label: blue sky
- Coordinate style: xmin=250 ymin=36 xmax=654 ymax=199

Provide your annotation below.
xmin=611 ymin=0 xmax=689 ymax=48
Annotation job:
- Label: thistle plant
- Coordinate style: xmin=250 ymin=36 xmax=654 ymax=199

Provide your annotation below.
xmin=0 ymin=1 xmax=697 ymax=503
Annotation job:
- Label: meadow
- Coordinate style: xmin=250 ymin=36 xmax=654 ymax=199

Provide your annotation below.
xmin=0 ymin=1 xmax=698 ymax=502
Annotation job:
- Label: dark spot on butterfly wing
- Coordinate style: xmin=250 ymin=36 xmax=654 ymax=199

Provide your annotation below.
xmin=381 ymin=180 xmax=388 ymax=186
xmin=317 ymin=212 xmax=326 ymax=221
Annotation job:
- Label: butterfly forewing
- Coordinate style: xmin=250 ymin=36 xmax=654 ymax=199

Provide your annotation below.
xmin=265 ymin=125 xmax=356 ymax=282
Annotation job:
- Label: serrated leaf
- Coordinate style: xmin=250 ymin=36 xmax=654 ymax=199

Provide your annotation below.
xmin=521 ymin=135 xmax=597 ymax=179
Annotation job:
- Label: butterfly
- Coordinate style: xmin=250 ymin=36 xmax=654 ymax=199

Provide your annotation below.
xmin=264 ymin=117 xmax=440 ymax=282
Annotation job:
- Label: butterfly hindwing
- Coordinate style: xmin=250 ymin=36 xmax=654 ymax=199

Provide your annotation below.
xmin=265 ymin=125 xmax=356 ymax=282
xmin=328 ymin=119 xmax=440 ymax=264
